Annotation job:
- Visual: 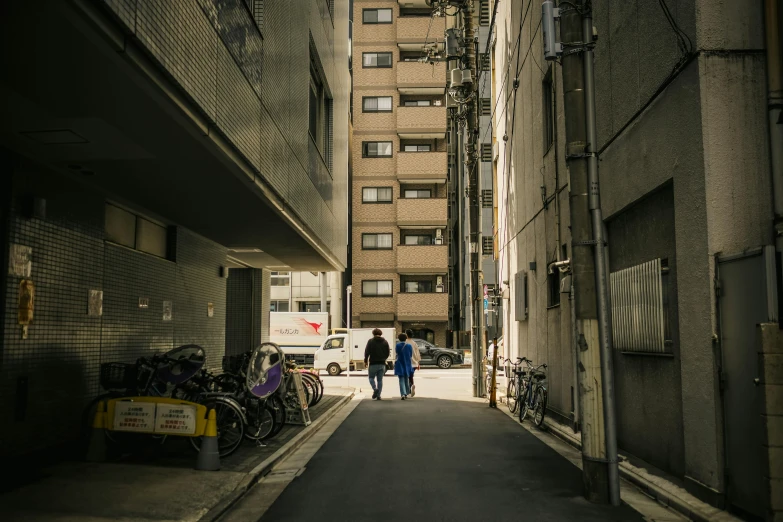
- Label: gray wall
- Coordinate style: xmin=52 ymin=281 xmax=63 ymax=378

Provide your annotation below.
xmin=607 ymin=184 xmax=685 ymax=476
xmin=0 ymin=160 xmax=227 ymax=457
xmin=496 ymin=0 xmax=772 ymax=496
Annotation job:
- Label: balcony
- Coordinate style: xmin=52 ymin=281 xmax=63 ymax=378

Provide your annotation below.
xmin=397 ymin=198 xmax=447 ymax=228
xmin=397 ymin=245 xmax=448 ymax=274
xmin=397 ymin=151 xmax=447 ymax=183
xmin=396 ymin=106 xmax=447 ymax=139
xmin=397 ymin=292 xmax=449 ymax=322
xmin=397 ymin=16 xmax=446 ymax=51
xmin=397 ymin=61 xmax=446 ymax=95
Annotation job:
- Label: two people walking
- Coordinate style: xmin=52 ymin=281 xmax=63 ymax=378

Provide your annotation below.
xmin=365 ymin=328 xmax=421 ymax=400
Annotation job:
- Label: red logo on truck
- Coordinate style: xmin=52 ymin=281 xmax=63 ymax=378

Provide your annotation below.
xmin=294 ymin=317 xmax=323 ymax=334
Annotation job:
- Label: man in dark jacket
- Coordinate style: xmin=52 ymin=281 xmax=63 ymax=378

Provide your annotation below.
xmin=364 ymin=328 xmax=390 ymax=400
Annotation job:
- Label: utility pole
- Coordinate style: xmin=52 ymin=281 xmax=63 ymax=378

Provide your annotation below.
xmin=427 ymin=0 xmax=484 ymax=397
xmin=543 ymin=0 xmax=620 ymax=505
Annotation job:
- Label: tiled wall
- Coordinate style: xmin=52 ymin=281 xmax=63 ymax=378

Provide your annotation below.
xmin=0 ymin=165 xmax=227 ymax=457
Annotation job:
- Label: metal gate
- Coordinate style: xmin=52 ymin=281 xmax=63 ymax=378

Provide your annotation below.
xmin=717 ymin=247 xmax=777 ymax=518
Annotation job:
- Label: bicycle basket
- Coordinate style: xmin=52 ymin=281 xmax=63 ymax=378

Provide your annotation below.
xmin=100 ymin=362 xmax=137 ymax=390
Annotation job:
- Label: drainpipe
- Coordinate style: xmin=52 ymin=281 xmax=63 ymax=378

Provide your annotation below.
xmin=765 ymin=0 xmax=783 ymax=298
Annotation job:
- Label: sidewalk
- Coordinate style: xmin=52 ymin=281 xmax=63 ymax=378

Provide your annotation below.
xmin=491 ymin=386 xmax=742 ymax=522
xmin=0 ymin=388 xmax=354 ymax=522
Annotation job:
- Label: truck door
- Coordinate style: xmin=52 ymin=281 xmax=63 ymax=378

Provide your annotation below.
xmin=323 ymin=337 xmax=346 ymax=369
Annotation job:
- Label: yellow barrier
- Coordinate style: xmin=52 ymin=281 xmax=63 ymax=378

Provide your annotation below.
xmin=104 ymin=397 xmax=209 ymax=438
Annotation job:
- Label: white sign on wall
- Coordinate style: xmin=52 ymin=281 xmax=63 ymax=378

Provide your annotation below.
xmin=9 ymin=244 xmax=32 ymax=277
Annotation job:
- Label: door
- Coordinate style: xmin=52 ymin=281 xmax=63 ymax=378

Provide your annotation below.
xmin=417 ymin=340 xmax=435 ymax=364
xmin=718 ymin=249 xmax=773 ymax=518
xmin=321 ymin=337 xmax=346 ymax=369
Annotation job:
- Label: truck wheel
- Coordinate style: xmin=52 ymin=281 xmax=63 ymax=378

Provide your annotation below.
xmin=437 ymin=355 xmax=453 ymax=369
xmin=327 ymin=363 xmax=341 ymax=376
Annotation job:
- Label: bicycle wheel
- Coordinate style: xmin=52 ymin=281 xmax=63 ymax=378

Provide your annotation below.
xmin=519 ymin=383 xmax=531 ymax=423
xmin=190 ymin=398 xmax=245 ymax=457
xmin=300 ymin=373 xmax=319 ymax=407
xmin=268 ymin=394 xmax=286 ymax=437
xmin=244 ymin=398 xmax=277 ymax=441
xmin=506 ymin=379 xmax=518 ymax=414
xmin=533 ymin=388 xmax=547 ymax=428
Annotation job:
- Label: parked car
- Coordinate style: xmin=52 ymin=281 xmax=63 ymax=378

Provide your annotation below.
xmin=412 ymin=339 xmax=464 ymax=369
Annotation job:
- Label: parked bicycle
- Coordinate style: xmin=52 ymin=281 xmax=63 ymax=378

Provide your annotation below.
xmin=516 ymin=357 xmax=548 ymax=427
xmin=84 ymin=344 xmax=247 ymax=457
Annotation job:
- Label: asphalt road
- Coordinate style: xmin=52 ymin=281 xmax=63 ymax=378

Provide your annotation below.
xmin=259 ymin=370 xmax=644 ymax=522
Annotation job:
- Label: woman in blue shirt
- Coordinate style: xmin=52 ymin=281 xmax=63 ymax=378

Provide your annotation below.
xmin=394 ymin=333 xmax=414 ymax=400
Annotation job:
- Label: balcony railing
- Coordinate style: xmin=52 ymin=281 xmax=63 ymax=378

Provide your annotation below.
xmin=396 ymin=106 xmax=447 ymax=139
xmin=397 ymin=292 xmax=449 ymax=322
xmin=397 ymin=61 xmax=447 ymax=94
xmin=397 ymin=151 xmax=447 ymax=182
xmin=397 ymin=198 xmax=447 ymax=227
xmin=397 ymin=244 xmax=448 ymax=274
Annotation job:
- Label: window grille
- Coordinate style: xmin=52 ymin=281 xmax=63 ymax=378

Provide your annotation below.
xmin=482 ymin=237 xmax=494 ymax=256
xmin=480 ymin=98 xmax=491 ymax=116
xmin=480 ymin=53 xmax=490 ymax=72
xmin=481 ymin=189 xmax=493 ymax=208
xmin=610 ymin=258 xmax=672 ymax=353
xmin=481 ymin=143 xmax=492 ymax=162
xmin=479 ymin=0 xmax=490 ymax=26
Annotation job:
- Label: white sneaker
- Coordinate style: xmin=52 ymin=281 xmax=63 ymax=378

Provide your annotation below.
xmin=411 ymin=385 xmax=416 ymax=397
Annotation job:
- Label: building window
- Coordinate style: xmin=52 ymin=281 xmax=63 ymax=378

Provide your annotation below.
xmin=403 ymin=144 xmax=431 ymax=152
xmin=362 ymin=187 xmax=393 ymax=203
xmin=547 ymin=267 xmax=561 ymax=308
xmin=515 ymin=271 xmax=528 ymax=321
xmin=610 ymin=258 xmax=673 ymax=354
xmin=362 ymin=52 xmax=393 ymax=68
xmin=403 ymin=100 xmax=432 ymax=107
xmin=482 ymin=237 xmax=494 ymax=256
xmin=479 ymin=0 xmax=490 ymax=25
xmin=362 ymin=280 xmax=393 ymax=297
xmin=403 ymin=189 xmax=431 ymax=198
xmin=404 ymin=281 xmax=433 ymax=293
xmin=480 ymin=97 xmax=491 ymax=116
xmin=105 ymin=203 xmax=170 ymax=260
xmin=362 ymin=141 xmax=393 ymax=157
xmin=362 ymin=96 xmax=393 ymax=112
xmin=543 ymin=67 xmax=554 ymax=153
xmin=271 ymin=271 xmax=290 ymax=286
xmin=362 ymin=233 xmax=393 ymax=250
xmin=404 ymin=234 xmax=433 ymax=245
xmin=270 ymin=300 xmax=290 ymax=312
xmin=300 ymin=302 xmax=322 ymax=312
xmin=481 ymin=189 xmax=493 ymax=208
xmin=480 ymin=143 xmax=493 ymax=162
xmin=363 ymin=8 xmax=392 ymax=24
xmin=480 ymin=53 xmax=490 ymax=72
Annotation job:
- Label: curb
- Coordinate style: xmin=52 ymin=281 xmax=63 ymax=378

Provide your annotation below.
xmin=199 ymin=389 xmax=356 ymax=522
xmin=540 ymin=417 xmax=739 ymax=522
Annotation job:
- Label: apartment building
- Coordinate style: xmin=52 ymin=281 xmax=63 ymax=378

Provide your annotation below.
xmin=0 ymin=0 xmax=349 ymax=457
xmin=351 ymin=0 xmax=449 ymax=346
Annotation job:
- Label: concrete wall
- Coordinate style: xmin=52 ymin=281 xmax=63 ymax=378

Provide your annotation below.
xmin=495 ymin=0 xmax=774 ymax=503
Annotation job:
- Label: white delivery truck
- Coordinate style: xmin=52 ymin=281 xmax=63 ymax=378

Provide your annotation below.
xmin=313 ymin=328 xmax=396 ymax=376
xmin=270 ymin=312 xmax=329 ymax=366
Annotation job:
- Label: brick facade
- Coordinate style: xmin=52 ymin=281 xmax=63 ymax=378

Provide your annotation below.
xmin=351 ymin=0 xmax=449 ymax=345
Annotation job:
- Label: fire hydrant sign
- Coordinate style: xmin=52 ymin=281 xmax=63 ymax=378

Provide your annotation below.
xmin=154 ymin=403 xmax=197 ymax=435
xmin=113 ymin=401 xmax=155 ymax=432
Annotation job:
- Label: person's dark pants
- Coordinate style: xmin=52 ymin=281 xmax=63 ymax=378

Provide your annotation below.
xmin=409 ymin=368 xmax=416 ymax=387
xmin=368 ymin=364 xmax=386 ymax=397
